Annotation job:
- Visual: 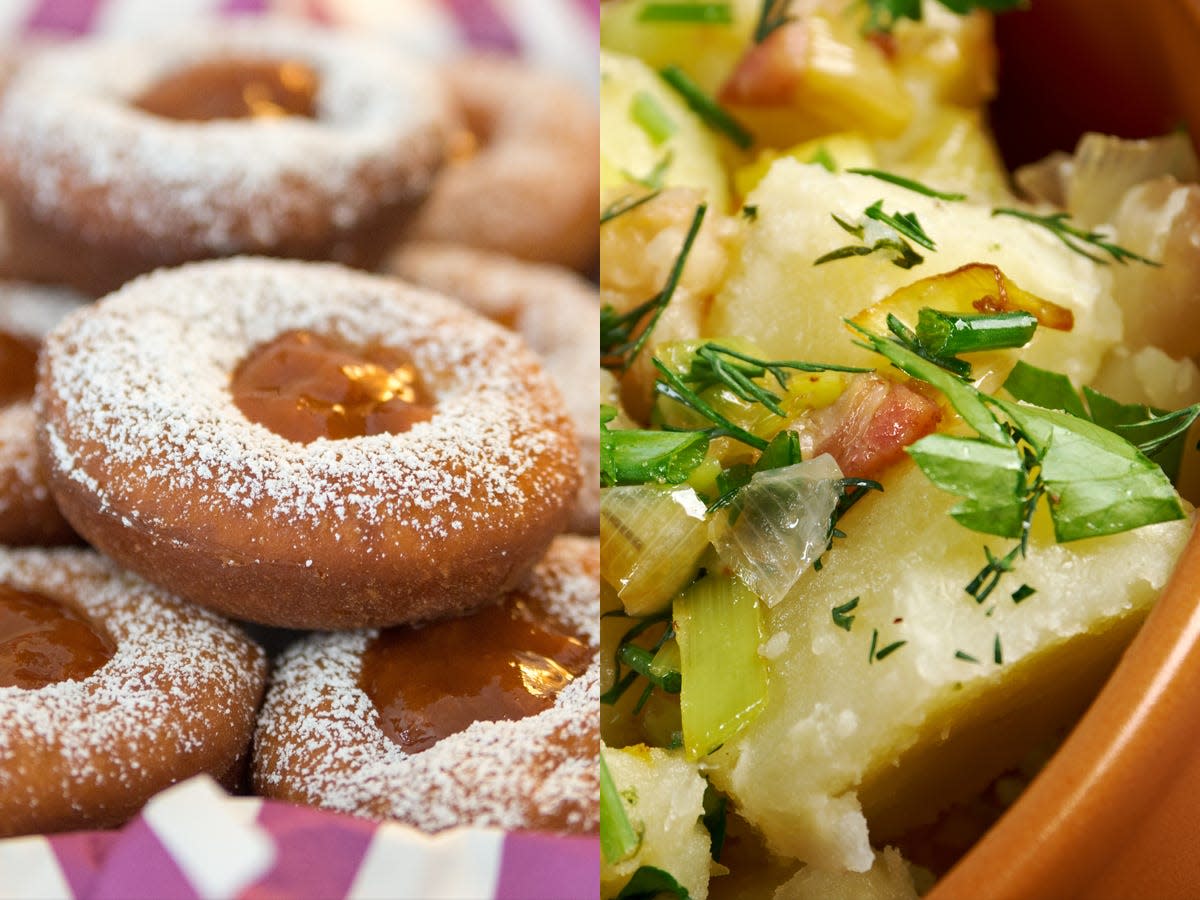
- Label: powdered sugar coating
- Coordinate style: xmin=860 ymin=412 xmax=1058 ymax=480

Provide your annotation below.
xmin=0 ymin=20 xmax=449 ymax=253
xmin=0 ymin=546 xmax=266 ymax=836
xmin=253 ymin=536 xmax=599 ymax=833
xmin=388 ymin=241 xmax=600 ymax=533
xmin=37 ymin=257 xmax=579 ymax=627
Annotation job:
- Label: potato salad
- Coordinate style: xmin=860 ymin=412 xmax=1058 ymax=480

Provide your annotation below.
xmin=598 ymin=1 xmax=1200 ymax=897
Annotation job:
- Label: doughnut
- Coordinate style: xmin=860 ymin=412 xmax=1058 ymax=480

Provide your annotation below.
xmin=0 ymin=282 xmax=87 ymax=546
xmin=0 ymin=546 xmax=266 ymax=837
xmin=388 ymin=241 xmax=599 ymax=533
xmin=408 ymin=55 xmax=600 ymax=273
xmin=0 ymin=22 xmax=452 ymax=295
xmin=36 ymin=257 xmax=581 ymax=629
xmin=252 ymin=535 xmax=599 ymax=834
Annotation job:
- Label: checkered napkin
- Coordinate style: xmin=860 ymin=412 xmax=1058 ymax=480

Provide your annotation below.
xmin=0 ymin=776 xmax=599 ymax=899
xmin=0 ymin=2 xmax=598 ymax=897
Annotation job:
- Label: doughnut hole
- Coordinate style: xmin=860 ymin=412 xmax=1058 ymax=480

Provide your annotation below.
xmin=133 ymin=58 xmax=319 ymax=121
xmin=0 ymin=583 xmax=114 ymax=689
xmin=361 ymin=593 xmax=593 ymax=754
xmin=231 ymin=330 xmax=435 ymax=443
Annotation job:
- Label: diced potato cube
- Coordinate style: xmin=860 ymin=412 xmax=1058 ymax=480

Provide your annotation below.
xmin=601 ymin=744 xmax=713 ymax=900
xmin=704 ymin=461 xmax=1192 ymax=872
xmin=774 ymin=847 xmax=923 ymax=900
xmin=707 ymin=161 xmax=1120 ymax=389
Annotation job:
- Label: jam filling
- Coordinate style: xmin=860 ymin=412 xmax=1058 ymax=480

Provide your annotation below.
xmin=360 ymin=596 xmax=591 ymax=754
xmin=134 ymin=59 xmax=319 ymax=121
xmin=231 ymin=330 xmax=435 ymax=443
xmin=0 ymin=332 xmax=37 ymax=408
xmin=0 ymin=584 xmax=115 ymax=690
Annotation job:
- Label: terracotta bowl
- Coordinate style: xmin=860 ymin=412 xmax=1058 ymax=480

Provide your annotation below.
xmin=933 ymin=3 xmax=1200 ymax=897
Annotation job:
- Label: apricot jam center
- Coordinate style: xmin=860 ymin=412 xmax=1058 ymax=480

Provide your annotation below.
xmin=0 ymin=332 xmax=37 ymax=408
xmin=232 ymin=330 xmax=435 ymax=443
xmin=134 ymin=59 xmax=319 ymax=121
xmin=360 ymin=598 xmax=591 ymax=754
xmin=0 ymin=584 xmax=115 ymax=689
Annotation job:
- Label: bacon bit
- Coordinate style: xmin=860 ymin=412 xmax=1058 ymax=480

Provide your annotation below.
xmin=866 ymin=30 xmax=897 ymax=60
xmin=796 ymin=373 xmax=942 ymax=479
xmin=719 ymin=21 xmax=808 ymax=107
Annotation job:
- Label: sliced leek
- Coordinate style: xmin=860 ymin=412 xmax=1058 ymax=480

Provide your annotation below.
xmin=675 ymin=574 xmax=768 ymax=760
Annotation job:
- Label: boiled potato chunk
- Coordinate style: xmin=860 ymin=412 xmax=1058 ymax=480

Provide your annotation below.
xmin=704 ymin=461 xmax=1192 ymax=872
xmin=707 ymin=161 xmax=1120 ymax=389
xmin=601 ymin=50 xmax=731 ymax=210
xmin=774 ymin=847 xmax=923 ymax=900
xmin=601 ymin=744 xmax=712 ymax=900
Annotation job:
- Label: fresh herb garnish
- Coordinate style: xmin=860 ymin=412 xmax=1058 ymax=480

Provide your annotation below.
xmin=600 ymin=610 xmax=676 ymax=708
xmin=852 ymin=321 xmax=1186 ymax=602
xmin=638 ymin=1 xmax=733 ymax=23
xmin=810 ymin=144 xmax=837 ymax=173
xmin=869 ymin=628 xmax=906 ymax=663
xmin=741 ymin=204 xmax=759 ymax=221
xmin=815 ymin=200 xmax=935 ymax=269
xmin=600 ymin=752 xmax=641 ymax=864
xmin=659 ymin=65 xmax=754 ymax=149
xmin=655 ymin=343 xmax=867 ymax=453
xmin=622 ymin=151 xmax=675 ymax=190
xmin=832 ymin=596 xmax=860 ymax=631
xmin=616 ymin=866 xmax=693 ymax=900
xmin=993 ymin=634 xmax=1004 ymax=665
xmin=601 ymin=190 xmax=662 ymax=225
xmin=992 ymin=207 xmax=1162 ymax=267
xmin=845 ymin=167 xmax=967 ymax=201
xmin=601 ymin=204 xmax=707 ymax=371
xmin=1011 ymin=584 xmax=1036 ymax=604
xmin=601 ymin=406 xmax=709 ymax=487
xmin=631 ymin=91 xmax=677 ymax=145
xmin=815 ymin=477 xmax=884 ymax=571
xmin=1003 ymin=360 xmax=1200 ymax=483
xmin=861 ymin=0 xmax=1027 ymax=35
xmin=955 ymin=649 xmax=980 ymax=663
xmin=753 ymin=0 xmax=793 ymax=42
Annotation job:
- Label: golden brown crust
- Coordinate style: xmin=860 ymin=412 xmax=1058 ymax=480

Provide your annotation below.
xmin=387 ymin=241 xmax=599 ymax=534
xmin=0 ymin=547 xmax=266 ymax=837
xmin=409 ymin=55 xmax=599 ymax=273
xmin=37 ymin=258 xmax=580 ymax=629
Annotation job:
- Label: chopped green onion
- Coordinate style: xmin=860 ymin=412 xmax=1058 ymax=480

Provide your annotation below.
xmin=601 ymin=407 xmax=710 ymax=486
xmin=631 ymin=91 xmax=677 ymax=145
xmin=600 ymin=752 xmax=641 ymax=864
xmin=915 ymin=308 xmax=1038 ymax=358
xmin=676 ymin=574 xmax=768 ymax=759
xmin=601 ymin=190 xmax=662 ymax=225
xmin=659 ymin=65 xmax=754 ymax=149
xmin=1011 ymin=584 xmax=1035 ymax=604
xmin=637 ymin=2 xmax=733 ymax=23
xmin=832 ymin=596 xmax=859 ymax=631
xmin=617 ymin=642 xmax=682 ymax=694
xmin=845 ymin=167 xmax=967 ymax=201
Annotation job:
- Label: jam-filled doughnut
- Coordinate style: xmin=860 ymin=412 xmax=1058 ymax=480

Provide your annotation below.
xmin=36 ymin=257 xmax=580 ymax=629
xmin=252 ymin=535 xmax=599 ymax=833
xmin=0 ymin=282 xmax=86 ymax=546
xmin=388 ymin=242 xmax=599 ymax=533
xmin=0 ymin=546 xmax=266 ymax=836
xmin=0 ymin=22 xmax=451 ymax=295
xmin=409 ymin=55 xmax=599 ymax=273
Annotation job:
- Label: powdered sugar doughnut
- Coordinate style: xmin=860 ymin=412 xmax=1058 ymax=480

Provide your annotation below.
xmin=409 ymin=55 xmax=599 ymax=273
xmin=36 ymin=257 xmax=580 ymax=629
xmin=0 ymin=283 xmax=87 ymax=546
xmin=0 ymin=21 xmax=451 ymax=295
xmin=388 ymin=242 xmax=599 ymax=533
xmin=252 ymin=535 xmax=599 ymax=834
xmin=0 ymin=546 xmax=266 ymax=837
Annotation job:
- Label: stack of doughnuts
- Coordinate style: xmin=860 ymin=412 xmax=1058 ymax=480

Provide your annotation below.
xmin=0 ymin=17 xmax=598 ymax=841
